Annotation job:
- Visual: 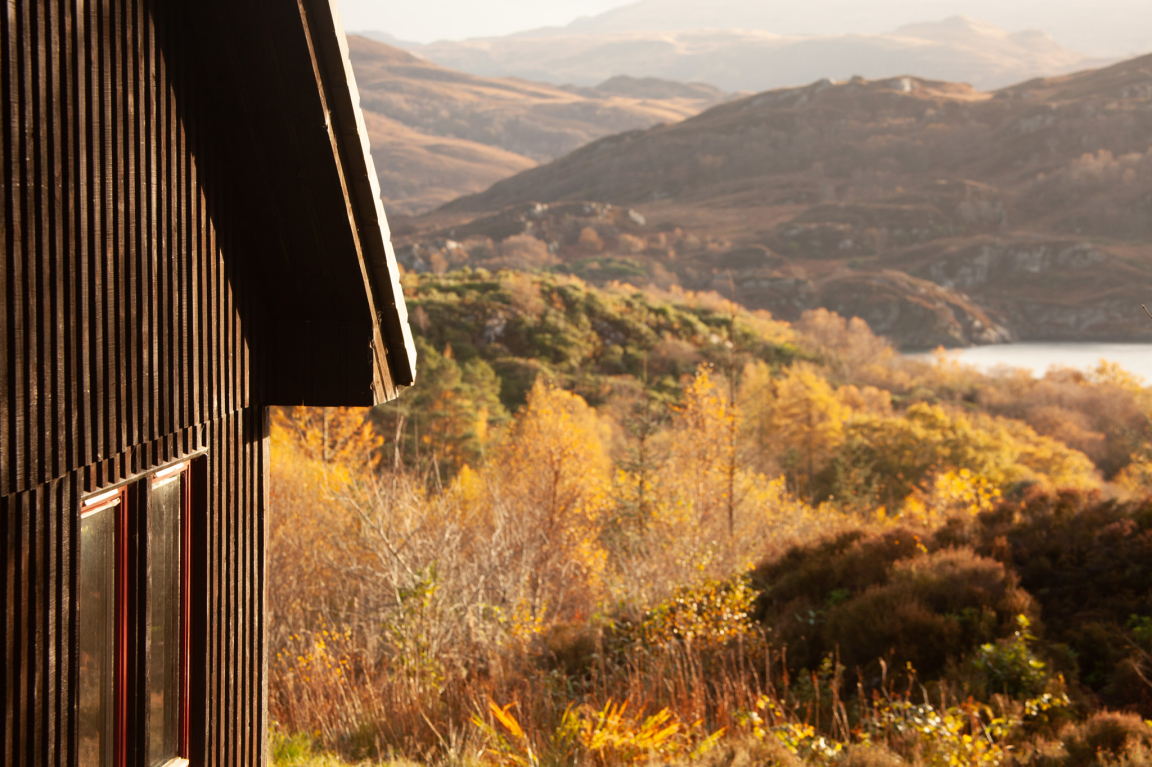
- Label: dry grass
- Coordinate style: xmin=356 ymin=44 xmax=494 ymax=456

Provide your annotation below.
xmin=267 ymin=329 xmax=1152 ymax=765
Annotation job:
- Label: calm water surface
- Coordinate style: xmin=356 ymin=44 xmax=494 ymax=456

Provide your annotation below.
xmin=907 ymin=343 xmax=1152 ymax=382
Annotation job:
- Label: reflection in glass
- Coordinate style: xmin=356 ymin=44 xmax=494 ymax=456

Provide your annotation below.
xmin=148 ymin=475 xmax=183 ymax=765
xmin=79 ymin=504 xmax=115 ymax=767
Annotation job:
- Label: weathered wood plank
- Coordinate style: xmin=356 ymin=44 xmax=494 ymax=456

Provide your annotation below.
xmin=13 ymin=0 xmax=34 ymax=497
xmin=1 ymin=0 xmax=14 ymax=500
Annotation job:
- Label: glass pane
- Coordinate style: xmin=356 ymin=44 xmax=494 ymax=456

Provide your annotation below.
xmin=148 ymin=475 xmax=183 ymax=764
xmin=79 ymin=505 xmax=115 ymax=767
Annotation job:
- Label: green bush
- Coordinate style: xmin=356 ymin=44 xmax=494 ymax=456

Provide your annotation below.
xmin=970 ymin=615 xmax=1051 ymax=699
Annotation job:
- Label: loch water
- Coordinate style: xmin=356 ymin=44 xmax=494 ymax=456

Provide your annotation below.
xmin=906 ymin=343 xmax=1152 ymax=382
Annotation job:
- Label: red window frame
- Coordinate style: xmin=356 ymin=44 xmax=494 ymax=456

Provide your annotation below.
xmin=79 ymin=460 xmax=192 ymax=766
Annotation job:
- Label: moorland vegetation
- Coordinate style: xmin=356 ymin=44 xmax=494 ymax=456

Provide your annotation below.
xmin=269 ymin=270 xmax=1152 ymax=766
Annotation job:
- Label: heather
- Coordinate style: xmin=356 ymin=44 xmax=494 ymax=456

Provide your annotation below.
xmin=269 ymin=271 xmax=1152 ymax=766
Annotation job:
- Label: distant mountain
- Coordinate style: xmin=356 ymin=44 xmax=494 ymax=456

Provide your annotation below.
xmin=374 ymin=17 xmax=1106 ymax=93
xmin=346 ymin=36 xmax=729 ymax=214
xmin=549 ymin=0 xmax=1149 ymax=59
xmin=398 ymin=54 xmax=1152 ymax=348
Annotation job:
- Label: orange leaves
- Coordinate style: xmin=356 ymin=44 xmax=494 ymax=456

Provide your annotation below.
xmin=488 ymin=699 xmax=527 ymax=741
xmin=473 ymin=699 xmax=538 ymax=767
xmin=556 ymin=699 xmax=724 ymax=765
xmin=475 ymin=697 xmax=708 ymax=767
xmin=274 ymin=406 xmax=381 ymax=469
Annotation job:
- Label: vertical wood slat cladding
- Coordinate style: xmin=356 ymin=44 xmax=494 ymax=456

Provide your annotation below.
xmin=1 ymin=414 xmax=267 ymax=765
xmin=1 ymin=0 xmax=255 ymax=500
xmin=2 ymin=0 xmax=268 ymax=763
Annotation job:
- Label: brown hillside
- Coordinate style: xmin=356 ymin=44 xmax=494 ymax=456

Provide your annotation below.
xmin=347 ymin=36 xmax=728 ymax=215
xmin=405 ymin=55 xmax=1152 ymax=347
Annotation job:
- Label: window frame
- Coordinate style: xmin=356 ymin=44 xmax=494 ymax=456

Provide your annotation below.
xmin=79 ymin=459 xmax=196 ymax=767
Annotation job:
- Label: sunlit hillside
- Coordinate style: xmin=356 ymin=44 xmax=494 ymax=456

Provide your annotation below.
xmin=347 ymin=36 xmax=729 ymax=214
xmin=269 ymin=271 xmax=1152 ymax=766
xmin=398 ymin=54 xmax=1152 ymax=349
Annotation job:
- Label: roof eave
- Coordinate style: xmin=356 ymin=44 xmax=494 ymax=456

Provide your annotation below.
xmin=297 ymin=0 xmax=418 ymax=402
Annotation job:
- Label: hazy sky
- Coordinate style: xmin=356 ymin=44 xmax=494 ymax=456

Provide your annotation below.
xmin=338 ymin=0 xmax=630 ymax=43
xmin=336 ymin=0 xmax=1150 ymax=57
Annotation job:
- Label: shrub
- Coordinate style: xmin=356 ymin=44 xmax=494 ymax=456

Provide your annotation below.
xmin=751 ymin=530 xmax=917 ymax=620
xmin=864 ymin=698 xmax=1014 ymax=766
xmin=947 ymin=491 xmax=1152 ymax=707
xmin=822 ymin=548 xmax=1033 ymax=681
xmin=836 ymin=745 xmax=905 ymax=767
xmin=694 ymin=736 xmax=804 ymax=767
xmin=540 ymin=622 xmax=599 ymax=679
xmin=638 ymin=577 xmax=759 ymax=648
xmin=753 ymin=536 xmax=1033 ymax=682
xmin=970 ymin=615 xmax=1052 ymax=699
xmin=1058 ymin=711 xmax=1152 ymax=766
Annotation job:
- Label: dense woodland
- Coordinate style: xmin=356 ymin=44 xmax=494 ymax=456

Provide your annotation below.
xmin=269 ymin=270 xmax=1152 ymax=766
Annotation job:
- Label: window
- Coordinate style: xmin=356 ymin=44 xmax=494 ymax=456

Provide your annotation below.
xmin=78 ymin=461 xmax=192 ymax=767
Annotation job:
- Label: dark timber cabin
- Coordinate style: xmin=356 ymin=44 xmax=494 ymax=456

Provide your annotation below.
xmin=2 ymin=0 xmax=416 ymax=763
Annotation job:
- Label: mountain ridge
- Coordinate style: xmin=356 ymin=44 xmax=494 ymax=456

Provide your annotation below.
xmin=528 ymin=0 xmax=1149 ymax=57
xmin=368 ymin=16 xmax=1108 ymax=93
xmin=395 ymin=54 xmax=1152 ymax=348
xmin=346 ymin=35 xmax=729 ymax=214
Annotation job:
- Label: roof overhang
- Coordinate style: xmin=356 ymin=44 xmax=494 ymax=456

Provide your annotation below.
xmin=296 ymin=0 xmax=417 ymax=400
xmin=181 ymin=0 xmax=416 ymax=405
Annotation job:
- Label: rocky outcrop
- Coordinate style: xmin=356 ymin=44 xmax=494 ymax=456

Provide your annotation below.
xmin=817 ymin=271 xmax=1013 ymax=349
xmin=729 ymin=266 xmax=1013 ymax=349
xmin=890 ymin=236 xmax=1152 ymax=342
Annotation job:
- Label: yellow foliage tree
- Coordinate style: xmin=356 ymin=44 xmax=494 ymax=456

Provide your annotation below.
xmin=274 ymin=406 xmax=381 ymax=469
xmin=661 ymin=364 xmax=738 ymax=530
xmin=771 ymin=364 xmax=846 ymax=499
xmin=267 ymin=410 xmax=377 ymax=653
xmin=616 ymin=365 xmax=753 ymax=597
xmin=738 ymin=360 xmax=776 ymax=475
xmin=901 ymin=468 xmax=1002 ymax=524
xmin=1115 ymin=447 xmax=1152 ymax=496
xmin=486 ymin=379 xmax=612 ymax=630
xmin=616 ymin=366 xmax=835 ymax=606
xmin=834 ymin=403 xmax=1099 ymax=512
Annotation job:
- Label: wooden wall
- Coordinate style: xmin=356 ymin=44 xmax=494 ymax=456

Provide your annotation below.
xmin=2 ymin=0 xmax=271 ymax=762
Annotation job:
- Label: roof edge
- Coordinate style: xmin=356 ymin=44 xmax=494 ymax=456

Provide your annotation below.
xmin=298 ymin=0 xmax=417 ymax=400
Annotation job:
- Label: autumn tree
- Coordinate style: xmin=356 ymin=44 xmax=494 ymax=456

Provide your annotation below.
xmin=796 ymin=308 xmax=896 ymax=384
xmin=483 ymin=379 xmax=612 ymax=629
xmin=830 ymin=403 xmax=1098 ymax=512
xmin=267 ymin=407 xmax=387 ymax=671
xmin=612 ymin=363 xmax=671 ymax=535
xmin=661 ymin=365 xmax=738 ymax=529
xmin=373 ymin=336 xmax=508 ymax=482
xmin=770 ymin=363 xmax=846 ymax=500
xmin=274 ymin=406 xmax=381 ymax=468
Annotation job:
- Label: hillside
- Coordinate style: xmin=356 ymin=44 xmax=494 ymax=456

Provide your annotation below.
xmin=274 ymin=268 xmax=1152 ymax=762
xmin=384 ymin=16 xmax=1102 ymax=94
xmin=346 ymin=36 xmax=728 ymax=213
xmin=396 ymin=54 xmax=1152 ymax=348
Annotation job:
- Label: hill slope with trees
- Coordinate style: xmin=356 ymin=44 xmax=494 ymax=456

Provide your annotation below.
xmin=396 ymin=54 xmax=1152 ymax=347
xmin=269 ymin=270 xmax=1152 ymax=764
